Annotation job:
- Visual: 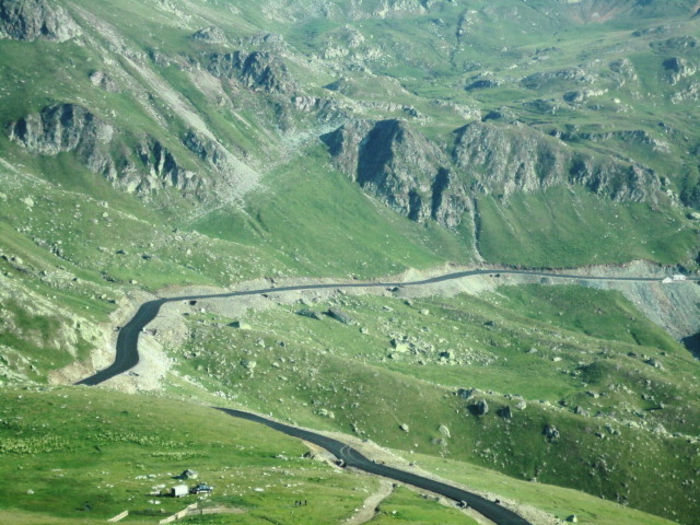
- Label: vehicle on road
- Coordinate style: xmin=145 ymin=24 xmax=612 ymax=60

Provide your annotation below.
xmin=190 ymin=483 xmax=213 ymax=494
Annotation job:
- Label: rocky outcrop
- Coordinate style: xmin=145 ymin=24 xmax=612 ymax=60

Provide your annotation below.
xmin=567 ymin=154 xmax=660 ymax=202
xmin=192 ymin=25 xmax=227 ymax=44
xmin=650 ymin=35 xmax=698 ymax=54
xmin=465 ymin=72 xmax=502 ymax=91
xmin=323 ymin=119 xmax=453 ymax=223
xmin=609 ymin=58 xmax=638 ymax=87
xmin=183 ymin=129 xmax=236 ymax=176
xmin=452 ymin=121 xmax=568 ymax=197
xmin=8 ymin=103 xmax=115 ymax=177
xmin=556 ymin=128 xmax=670 ymax=153
xmin=324 ymin=118 xmax=663 ymax=227
xmin=0 ymin=0 xmax=81 ymax=42
xmin=454 ymin=122 xmax=662 ymax=202
xmin=521 ymin=68 xmax=595 ymax=90
xmin=205 ymin=50 xmax=296 ymax=93
xmin=6 ymin=103 xmax=203 ymax=196
xmin=89 ymin=70 xmax=120 ymax=93
xmin=135 ymin=137 xmax=195 ymax=193
xmin=663 ymin=57 xmax=697 ymax=85
xmin=671 ymin=81 xmax=700 ymax=103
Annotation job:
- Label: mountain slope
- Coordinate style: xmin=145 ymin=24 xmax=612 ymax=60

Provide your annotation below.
xmin=0 ymin=1 xmax=698 ymax=523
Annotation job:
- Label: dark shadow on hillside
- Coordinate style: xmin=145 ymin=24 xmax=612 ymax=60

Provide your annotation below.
xmin=681 ymin=332 xmax=700 ymax=359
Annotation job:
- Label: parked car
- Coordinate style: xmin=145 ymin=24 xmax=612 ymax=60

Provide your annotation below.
xmin=190 ymin=483 xmax=213 ymax=494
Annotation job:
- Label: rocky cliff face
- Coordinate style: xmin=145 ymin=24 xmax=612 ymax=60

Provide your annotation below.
xmin=663 ymin=57 xmax=697 ymax=85
xmin=454 ymin=122 xmax=662 ymax=202
xmin=7 ymin=104 xmax=205 ymax=197
xmin=452 ymin=122 xmax=566 ymax=197
xmin=8 ymin=104 xmax=115 ymax=177
xmin=135 ymin=137 xmax=197 ymax=194
xmin=205 ymin=50 xmax=296 ymax=94
xmin=325 ymin=118 xmax=663 ymax=228
xmin=323 ymin=119 xmax=462 ymax=223
xmin=0 ymin=0 xmax=80 ymax=42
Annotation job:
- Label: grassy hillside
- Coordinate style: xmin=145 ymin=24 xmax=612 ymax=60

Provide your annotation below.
xmin=0 ymin=386 xmax=481 ymax=525
xmin=0 ymin=1 xmax=698 ymax=524
xmin=163 ymin=283 xmax=698 ymax=521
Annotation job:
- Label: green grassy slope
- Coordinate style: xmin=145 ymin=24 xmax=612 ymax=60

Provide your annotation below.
xmin=475 ymin=187 xmax=697 ymax=267
xmin=164 ymin=284 xmax=698 ymax=522
xmin=393 ymin=452 xmax=675 ymax=525
xmin=0 ymin=1 xmax=698 ymax=524
xmin=0 ymin=386 xmax=492 ymax=525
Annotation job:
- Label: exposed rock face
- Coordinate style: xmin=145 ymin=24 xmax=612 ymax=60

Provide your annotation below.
xmin=327 ymin=308 xmax=354 ymax=325
xmin=322 ymin=119 xmax=466 ymax=225
xmin=497 ymin=405 xmax=513 ymax=419
xmin=567 ymin=154 xmax=660 ymax=202
xmin=0 ymin=0 xmax=81 ymax=42
xmin=557 ymin=128 xmax=670 ymax=153
xmin=89 ymin=70 xmax=120 ymax=93
xmin=473 ymin=399 xmax=489 ymax=416
xmin=663 ymin=57 xmax=697 ymax=85
xmin=325 ymin=118 xmax=663 ymax=227
xmin=136 ymin=137 xmax=194 ymax=193
xmin=461 ymin=121 xmax=663 ymax=204
xmin=8 ymin=104 xmax=115 ymax=177
xmin=521 ymin=68 xmax=595 ymax=90
xmin=7 ymin=103 xmax=203 ymax=196
xmin=354 ymin=119 xmax=441 ymax=222
xmin=183 ymin=129 xmax=236 ymax=177
xmin=609 ymin=58 xmax=638 ymax=87
xmin=205 ymin=50 xmax=296 ymax=93
xmin=650 ymin=35 xmax=698 ymax=53
xmin=453 ymin=121 xmax=567 ymax=198
xmin=544 ymin=424 xmax=560 ymax=442
xmin=192 ymin=25 xmax=227 ymax=44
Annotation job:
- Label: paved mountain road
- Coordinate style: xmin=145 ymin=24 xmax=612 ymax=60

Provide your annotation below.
xmin=76 ymin=267 xmax=695 ymax=524
xmin=76 ymin=267 xmax=677 ymax=386
xmin=216 ymin=407 xmax=531 ymax=525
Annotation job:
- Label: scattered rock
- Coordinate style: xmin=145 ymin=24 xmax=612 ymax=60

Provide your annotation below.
xmin=178 ymin=469 xmax=198 ymax=480
xmin=438 ymin=424 xmax=451 ymax=438
xmin=316 ymin=408 xmax=335 ymax=419
xmin=192 ymin=26 xmax=227 ymax=44
xmin=89 ymin=70 xmax=120 ymax=93
xmin=543 ymin=424 xmax=560 ymax=442
xmin=230 ymin=321 xmax=252 ymax=330
xmin=399 ymin=423 xmax=409 ymax=432
xmin=240 ymin=359 xmax=256 ymax=371
xmin=457 ymin=388 xmax=475 ymax=399
xmin=297 ymin=309 xmax=322 ymax=320
xmin=497 ymin=406 xmax=512 ymax=419
xmin=391 ymin=339 xmax=410 ymax=353
xmin=473 ymin=399 xmax=489 ymax=416
xmin=566 ymin=514 xmax=578 ymax=523
xmin=327 ymin=308 xmax=353 ymax=325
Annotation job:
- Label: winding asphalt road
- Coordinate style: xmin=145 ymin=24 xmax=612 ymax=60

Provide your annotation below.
xmin=215 ymin=407 xmax=531 ymax=525
xmin=75 ymin=268 xmax=671 ymax=386
xmin=76 ymin=267 xmax=694 ymax=524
